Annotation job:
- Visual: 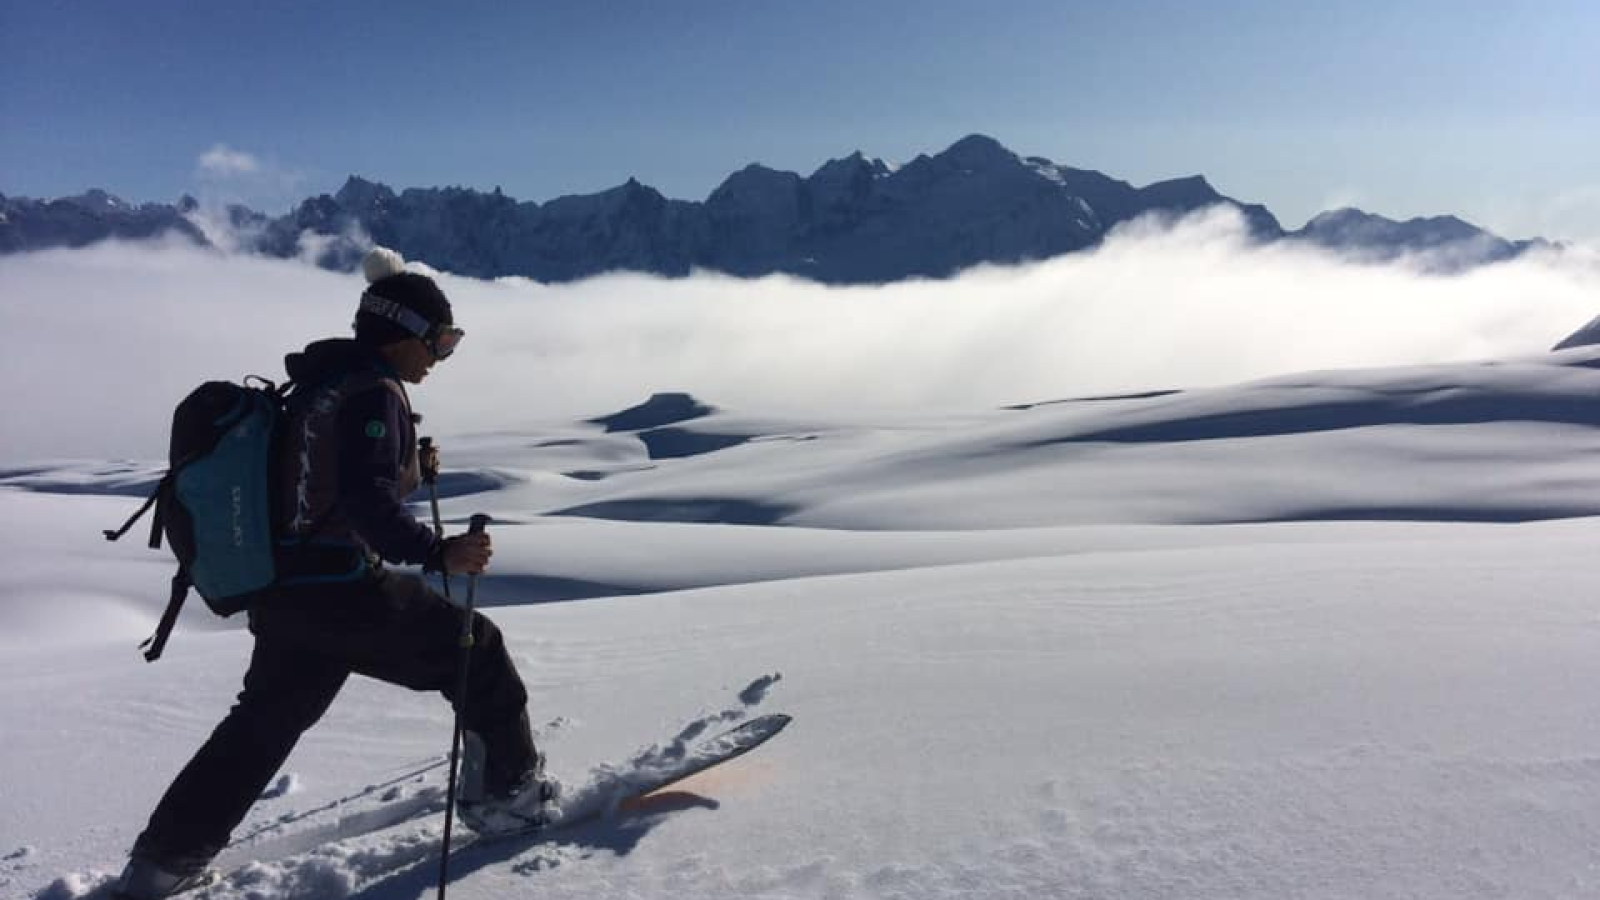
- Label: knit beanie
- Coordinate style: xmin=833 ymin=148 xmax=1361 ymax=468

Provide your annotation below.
xmin=354 ymin=247 xmax=454 ymax=347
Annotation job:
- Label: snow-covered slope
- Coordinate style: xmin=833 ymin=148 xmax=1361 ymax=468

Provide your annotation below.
xmin=8 ymin=348 xmax=1600 ymax=899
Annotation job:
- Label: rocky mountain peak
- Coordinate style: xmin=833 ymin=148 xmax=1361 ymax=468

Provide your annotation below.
xmin=939 ymin=134 xmax=1019 ymax=170
xmin=335 ymin=176 xmax=396 ymax=211
xmin=62 ymin=189 xmax=128 ymax=213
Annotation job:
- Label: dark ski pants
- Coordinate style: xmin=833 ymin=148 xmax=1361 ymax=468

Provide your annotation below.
xmin=131 ymin=568 xmax=535 ymax=865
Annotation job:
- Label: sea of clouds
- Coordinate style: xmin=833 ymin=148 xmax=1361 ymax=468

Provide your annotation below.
xmin=2 ymin=207 xmax=1597 ymax=461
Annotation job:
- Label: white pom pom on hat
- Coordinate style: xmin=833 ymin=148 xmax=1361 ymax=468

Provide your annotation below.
xmin=362 ymin=246 xmax=407 ymax=284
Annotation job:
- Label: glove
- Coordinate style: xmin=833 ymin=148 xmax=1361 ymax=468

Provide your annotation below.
xmin=429 ymin=531 xmax=492 ymax=575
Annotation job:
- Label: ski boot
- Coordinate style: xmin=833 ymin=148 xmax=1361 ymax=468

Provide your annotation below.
xmin=458 ymin=749 xmax=561 ymax=837
xmin=109 ymin=853 xmax=213 ymax=900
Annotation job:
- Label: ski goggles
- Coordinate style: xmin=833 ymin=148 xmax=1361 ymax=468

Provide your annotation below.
xmin=426 ymin=326 xmax=465 ymax=361
xmin=359 ymin=291 xmax=464 ymax=360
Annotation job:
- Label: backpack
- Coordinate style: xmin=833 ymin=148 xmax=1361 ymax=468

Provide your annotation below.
xmin=106 ymin=377 xmax=293 ymax=661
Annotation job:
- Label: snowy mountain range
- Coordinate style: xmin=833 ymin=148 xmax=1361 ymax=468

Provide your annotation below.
xmin=0 ymin=135 xmax=1552 ymax=281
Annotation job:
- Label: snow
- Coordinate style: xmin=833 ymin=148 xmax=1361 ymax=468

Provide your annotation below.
xmin=1029 ymin=161 xmax=1066 ymax=186
xmin=7 ymin=248 xmax=1600 ymax=897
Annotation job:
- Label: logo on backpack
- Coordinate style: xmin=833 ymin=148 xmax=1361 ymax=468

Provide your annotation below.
xmin=231 ymin=484 xmax=246 ymax=548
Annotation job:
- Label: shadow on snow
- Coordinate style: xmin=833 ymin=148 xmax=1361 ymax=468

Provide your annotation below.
xmin=345 ymin=793 xmax=721 ymax=900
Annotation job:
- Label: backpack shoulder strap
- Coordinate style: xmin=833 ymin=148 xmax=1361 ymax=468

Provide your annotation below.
xmin=103 ymin=473 xmax=172 ymax=549
xmin=139 ymin=570 xmax=191 ymax=662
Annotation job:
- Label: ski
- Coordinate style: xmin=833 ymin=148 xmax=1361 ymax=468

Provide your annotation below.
xmin=472 ymin=712 xmax=792 ymax=845
xmin=164 ymin=713 xmax=791 ymax=897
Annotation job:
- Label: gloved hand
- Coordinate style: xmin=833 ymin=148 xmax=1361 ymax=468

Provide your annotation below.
xmin=435 ymin=531 xmax=492 ymax=575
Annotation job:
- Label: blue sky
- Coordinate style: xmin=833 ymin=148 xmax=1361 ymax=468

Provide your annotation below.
xmin=3 ymin=0 xmax=1596 ymax=239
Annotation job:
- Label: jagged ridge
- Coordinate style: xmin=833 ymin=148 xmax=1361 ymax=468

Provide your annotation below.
xmin=0 ymin=135 xmax=1548 ymax=281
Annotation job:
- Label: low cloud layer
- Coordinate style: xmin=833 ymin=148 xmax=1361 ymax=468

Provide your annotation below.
xmin=2 ymin=209 xmax=1597 ymax=460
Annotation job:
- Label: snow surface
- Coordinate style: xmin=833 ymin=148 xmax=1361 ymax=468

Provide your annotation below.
xmin=8 ymin=326 xmax=1600 ymax=897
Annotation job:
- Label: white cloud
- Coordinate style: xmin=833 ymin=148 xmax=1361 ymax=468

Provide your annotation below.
xmin=1 ymin=210 xmax=1597 ymax=460
xmin=187 ymin=145 xmax=307 ymax=234
xmin=196 ymin=143 xmax=262 ymax=177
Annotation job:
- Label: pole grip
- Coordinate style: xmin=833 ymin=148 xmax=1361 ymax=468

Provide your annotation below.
xmin=468 ymin=513 xmax=491 ymax=535
xmin=418 ymin=436 xmax=437 ymax=484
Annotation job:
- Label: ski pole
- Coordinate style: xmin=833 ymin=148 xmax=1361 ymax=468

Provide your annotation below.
xmin=438 ymin=512 xmax=491 ymax=900
xmin=419 ymin=436 xmax=459 ymax=897
xmin=419 ymin=438 xmax=451 ymax=602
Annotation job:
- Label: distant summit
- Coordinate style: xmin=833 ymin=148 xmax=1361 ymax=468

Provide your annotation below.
xmin=0 ymin=190 xmax=207 ymax=253
xmin=0 ymin=135 xmax=1551 ymax=281
xmin=1297 ymin=208 xmax=1552 ymax=272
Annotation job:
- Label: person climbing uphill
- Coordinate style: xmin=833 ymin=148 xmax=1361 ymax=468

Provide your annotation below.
xmin=113 ymin=248 xmax=557 ymax=900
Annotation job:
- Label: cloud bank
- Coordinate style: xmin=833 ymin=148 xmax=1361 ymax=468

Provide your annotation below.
xmin=2 ymin=208 xmax=1596 ymax=460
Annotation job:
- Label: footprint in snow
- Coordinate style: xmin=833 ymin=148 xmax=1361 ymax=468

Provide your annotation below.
xmin=739 ymin=672 xmax=783 ymax=706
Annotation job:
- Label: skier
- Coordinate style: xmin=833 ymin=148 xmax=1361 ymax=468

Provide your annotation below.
xmin=112 ymin=248 xmax=557 ymax=900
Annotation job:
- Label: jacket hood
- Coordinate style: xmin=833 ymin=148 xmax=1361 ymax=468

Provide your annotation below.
xmin=284 ymin=338 xmax=392 ymax=386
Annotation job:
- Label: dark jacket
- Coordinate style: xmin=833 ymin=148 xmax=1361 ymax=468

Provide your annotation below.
xmin=275 ymin=339 xmax=439 ymax=583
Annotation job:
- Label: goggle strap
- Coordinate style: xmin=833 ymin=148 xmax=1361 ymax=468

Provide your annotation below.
xmin=359 ymin=291 xmax=434 ymax=338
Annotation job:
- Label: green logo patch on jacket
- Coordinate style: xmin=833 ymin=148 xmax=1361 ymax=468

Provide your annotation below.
xmin=365 ymin=420 xmax=387 ymax=439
